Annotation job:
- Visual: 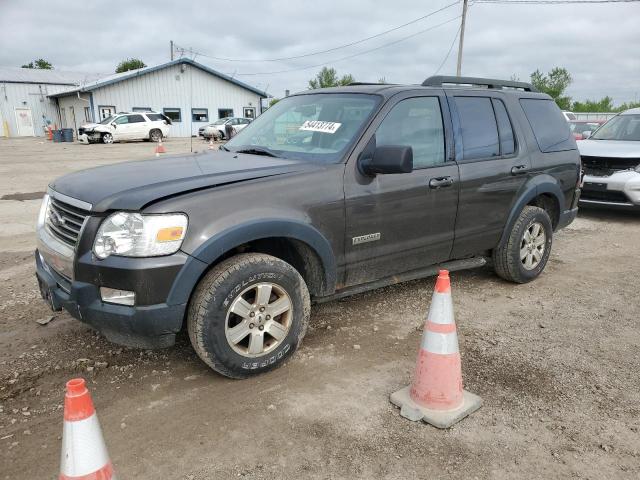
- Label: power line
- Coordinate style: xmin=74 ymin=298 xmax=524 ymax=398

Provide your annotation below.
xmin=173 ymin=1 xmax=461 ymax=63
xmin=433 ymin=25 xmax=462 ymax=76
xmin=230 ymin=16 xmax=462 ymax=76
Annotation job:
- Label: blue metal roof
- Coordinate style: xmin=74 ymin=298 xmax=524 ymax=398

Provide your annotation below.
xmin=49 ymin=58 xmax=267 ymax=98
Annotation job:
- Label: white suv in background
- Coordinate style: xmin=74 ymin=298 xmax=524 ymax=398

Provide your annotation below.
xmin=78 ymin=112 xmax=172 ymax=144
xmin=578 ymin=108 xmax=640 ymax=209
xmin=199 ymin=117 xmax=252 ymax=140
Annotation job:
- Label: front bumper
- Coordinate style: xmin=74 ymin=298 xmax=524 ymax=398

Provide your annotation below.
xmin=580 ymin=171 xmax=640 ymax=209
xmin=35 ymin=251 xmax=190 ymax=348
xmin=78 ymin=132 xmax=102 ymax=144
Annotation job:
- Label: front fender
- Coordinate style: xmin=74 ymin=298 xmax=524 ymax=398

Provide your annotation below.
xmin=497 ymin=175 xmax=565 ymax=248
xmin=166 ymin=219 xmax=337 ymax=306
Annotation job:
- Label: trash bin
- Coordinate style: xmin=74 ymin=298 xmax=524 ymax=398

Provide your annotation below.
xmin=62 ymin=128 xmax=74 ymax=142
xmin=52 ymin=130 xmax=63 ymax=143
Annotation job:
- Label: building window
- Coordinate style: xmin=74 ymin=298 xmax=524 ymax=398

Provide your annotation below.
xmin=132 ymin=107 xmax=152 ymax=112
xmin=218 ymin=108 xmax=233 ymax=119
xmin=192 ymin=108 xmax=209 ymax=122
xmin=84 ymin=107 xmax=91 ymax=122
xmin=243 ymin=107 xmax=256 ymax=119
xmin=163 ymin=108 xmax=181 ymax=123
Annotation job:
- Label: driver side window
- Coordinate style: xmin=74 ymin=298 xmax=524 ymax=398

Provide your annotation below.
xmin=114 ymin=116 xmax=129 ymax=125
xmin=375 ymin=97 xmax=445 ymax=169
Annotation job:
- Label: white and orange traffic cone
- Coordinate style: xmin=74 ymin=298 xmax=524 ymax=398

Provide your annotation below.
xmin=208 ymin=138 xmax=214 ymax=150
xmin=59 ymin=378 xmax=116 ymax=479
xmin=390 ymin=270 xmax=481 ymax=428
xmin=155 ymin=139 xmax=166 ymax=157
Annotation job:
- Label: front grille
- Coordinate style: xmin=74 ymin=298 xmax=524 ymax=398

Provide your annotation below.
xmin=46 ymin=197 xmax=90 ymax=247
xmin=581 ymin=156 xmax=640 ymax=177
xmin=581 ymin=189 xmax=630 ymax=204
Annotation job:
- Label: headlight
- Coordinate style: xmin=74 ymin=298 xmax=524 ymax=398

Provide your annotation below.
xmin=37 ymin=194 xmax=50 ymax=228
xmin=93 ymin=212 xmax=187 ymax=259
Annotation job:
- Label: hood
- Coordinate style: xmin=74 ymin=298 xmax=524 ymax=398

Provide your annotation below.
xmin=50 ymin=150 xmax=319 ymax=212
xmin=578 ymin=139 xmax=640 ymax=158
xmin=80 ymin=122 xmax=109 ymax=131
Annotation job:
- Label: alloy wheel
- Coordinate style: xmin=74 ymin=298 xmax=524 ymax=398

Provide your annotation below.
xmin=224 ymin=282 xmax=292 ymax=358
xmin=520 ymin=221 xmax=546 ymax=270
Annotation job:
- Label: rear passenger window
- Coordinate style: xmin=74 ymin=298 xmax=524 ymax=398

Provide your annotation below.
xmin=375 ymin=97 xmax=445 ymax=168
xmin=454 ymin=97 xmax=499 ymax=160
xmin=127 ymin=114 xmax=145 ymax=123
xmin=492 ymin=99 xmax=515 ymax=155
xmin=520 ymin=99 xmax=573 ymax=152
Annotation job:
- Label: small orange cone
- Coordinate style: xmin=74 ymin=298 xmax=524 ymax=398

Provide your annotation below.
xmin=155 ymin=139 xmax=166 ymax=157
xmin=59 ymin=378 xmax=116 ymax=479
xmin=390 ymin=270 xmax=481 ymax=428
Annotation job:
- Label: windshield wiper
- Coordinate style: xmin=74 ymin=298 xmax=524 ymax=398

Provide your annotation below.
xmin=234 ymin=147 xmax=279 ymax=158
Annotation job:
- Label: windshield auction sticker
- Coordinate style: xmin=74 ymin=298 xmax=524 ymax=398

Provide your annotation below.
xmin=299 ymin=121 xmax=342 ymax=134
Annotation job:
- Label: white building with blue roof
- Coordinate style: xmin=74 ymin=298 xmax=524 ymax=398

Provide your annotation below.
xmin=50 ymin=59 xmax=268 ymax=138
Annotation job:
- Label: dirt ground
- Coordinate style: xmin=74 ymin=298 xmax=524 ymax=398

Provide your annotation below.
xmin=0 ymin=137 xmax=639 ymax=480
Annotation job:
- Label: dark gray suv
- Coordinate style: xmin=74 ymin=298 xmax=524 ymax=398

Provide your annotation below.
xmin=35 ymin=76 xmax=581 ymax=378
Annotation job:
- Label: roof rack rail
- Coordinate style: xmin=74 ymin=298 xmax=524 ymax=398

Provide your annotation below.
xmin=347 ymin=82 xmax=392 ymax=86
xmin=422 ymin=75 xmax=538 ymax=92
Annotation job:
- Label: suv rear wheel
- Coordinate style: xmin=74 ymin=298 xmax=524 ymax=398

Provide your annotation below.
xmin=493 ymin=206 xmax=553 ymax=283
xmin=187 ymin=253 xmax=310 ymax=378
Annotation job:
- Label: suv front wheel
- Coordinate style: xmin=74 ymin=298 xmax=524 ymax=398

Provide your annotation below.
xmin=493 ymin=206 xmax=553 ymax=283
xmin=187 ymin=253 xmax=310 ymax=378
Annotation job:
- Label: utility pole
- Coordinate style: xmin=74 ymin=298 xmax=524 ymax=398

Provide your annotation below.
xmin=170 ymin=40 xmax=174 ymax=61
xmin=456 ymin=0 xmax=468 ymax=77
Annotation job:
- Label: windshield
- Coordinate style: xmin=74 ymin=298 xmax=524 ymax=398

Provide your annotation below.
xmin=99 ymin=116 xmax=115 ymax=125
xmin=591 ymin=114 xmax=640 ymax=141
xmin=225 ymin=93 xmax=380 ymax=162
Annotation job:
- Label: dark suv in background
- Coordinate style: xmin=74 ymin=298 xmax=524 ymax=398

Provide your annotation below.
xmin=35 ymin=76 xmax=581 ymax=378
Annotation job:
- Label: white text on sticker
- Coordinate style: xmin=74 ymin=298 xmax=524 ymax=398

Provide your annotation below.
xmin=299 ymin=121 xmax=342 ymax=134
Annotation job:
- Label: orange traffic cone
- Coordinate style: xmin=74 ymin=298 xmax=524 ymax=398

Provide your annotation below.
xmin=59 ymin=378 xmax=116 ymax=479
xmin=155 ymin=139 xmax=166 ymax=157
xmin=390 ymin=270 xmax=481 ymax=428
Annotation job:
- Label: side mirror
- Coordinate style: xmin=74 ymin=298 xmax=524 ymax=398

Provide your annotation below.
xmin=111 ymin=123 xmax=117 ymax=128
xmin=359 ymin=145 xmax=413 ymax=176
xmin=582 ymin=131 xmax=592 ymax=139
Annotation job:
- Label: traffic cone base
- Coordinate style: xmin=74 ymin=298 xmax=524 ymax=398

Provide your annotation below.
xmin=390 ymin=386 xmax=482 ymax=429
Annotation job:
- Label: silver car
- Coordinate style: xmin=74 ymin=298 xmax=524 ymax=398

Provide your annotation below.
xmin=578 ymin=108 xmax=640 ymax=209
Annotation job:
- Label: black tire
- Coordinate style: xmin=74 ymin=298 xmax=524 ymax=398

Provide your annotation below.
xmin=149 ymin=129 xmax=162 ymax=142
xmin=492 ymin=206 xmax=553 ymax=283
xmin=187 ymin=253 xmax=310 ymax=379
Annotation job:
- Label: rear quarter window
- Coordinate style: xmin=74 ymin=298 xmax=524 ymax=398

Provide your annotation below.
xmin=520 ymin=99 xmax=574 ymax=153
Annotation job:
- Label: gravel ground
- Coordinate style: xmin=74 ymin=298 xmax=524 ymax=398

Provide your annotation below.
xmin=0 ymin=137 xmax=639 ymax=479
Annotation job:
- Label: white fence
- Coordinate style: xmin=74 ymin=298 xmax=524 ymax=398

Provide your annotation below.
xmin=573 ymin=112 xmax=618 ymax=121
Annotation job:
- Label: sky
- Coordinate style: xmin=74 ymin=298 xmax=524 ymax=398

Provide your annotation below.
xmin=1 ymin=0 xmax=639 ymax=105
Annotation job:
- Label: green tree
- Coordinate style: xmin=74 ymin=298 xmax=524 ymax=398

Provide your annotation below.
xmin=613 ymin=101 xmax=640 ymax=112
xmin=268 ymin=98 xmax=280 ymax=107
xmin=308 ymin=67 xmax=354 ymax=89
xmin=530 ymin=67 xmax=572 ymax=110
xmin=115 ymin=58 xmax=147 ymax=73
xmin=21 ymin=58 xmax=53 ymax=69
xmin=572 ymin=96 xmax=615 ymax=113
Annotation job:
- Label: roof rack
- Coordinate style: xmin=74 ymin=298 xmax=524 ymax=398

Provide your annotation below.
xmin=422 ymin=75 xmax=537 ymax=92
